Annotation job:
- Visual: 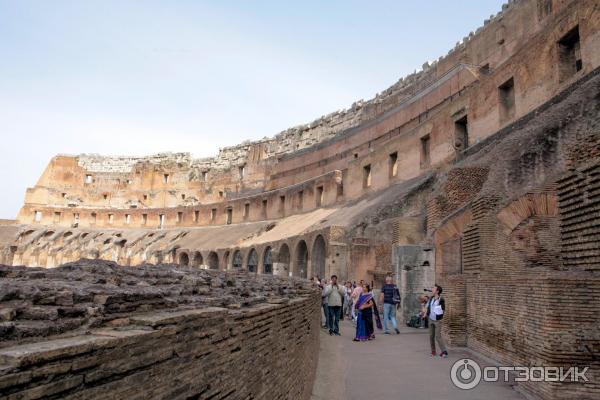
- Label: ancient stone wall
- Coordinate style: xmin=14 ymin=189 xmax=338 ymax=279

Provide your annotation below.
xmin=0 ymin=261 xmax=320 ymax=400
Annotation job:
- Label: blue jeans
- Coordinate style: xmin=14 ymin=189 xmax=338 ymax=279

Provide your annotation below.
xmin=328 ymin=305 xmax=341 ymax=333
xmin=383 ymin=303 xmax=398 ymax=332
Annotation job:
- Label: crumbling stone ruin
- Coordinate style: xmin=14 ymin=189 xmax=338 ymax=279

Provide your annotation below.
xmin=0 ymin=260 xmax=319 ymax=399
xmin=1 ymin=0 xmax=599 ymax=399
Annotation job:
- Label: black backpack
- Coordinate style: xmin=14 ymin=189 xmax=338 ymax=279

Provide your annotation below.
xmin=406 ymin=315 xmax=421 ymax=328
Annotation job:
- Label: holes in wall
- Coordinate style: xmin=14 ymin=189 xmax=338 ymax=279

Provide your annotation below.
xmin=103 ymin=194 xmax=108 ymax=200
xmin=454 ymin=116 xmax=469 ymax=151
xmin=201 ymin=171 xmax=208 ymax=181
xmin=194 ymin=210 xmax=200 ymax=223
xmin=558 ymin=25 xmax=582 ymax=82
xmin=61 ymin=193 xmax=66 ymax=198
xmin=362 ymin=164 xmax=372 ymax=188
xmin=108 ymin=214 xmax=114 ymax=224
xmin=244 ymin=203 xmax=250 ymax=220
xmin=125 ymin=214 xmax=131 ymax=225
xmin=163 ymin=174 xmax=170 ymax=184
xmin=142 ymin=213 xmax=148 ymax=226
xmin=389 ymin=152 xmax=398 ymax=178
xmin=297 ymin=190 xmax=304 ymax=210
xmin=218 ymin=191 xmax=224 ymax=199
xmin=211 ymin=208 xmax=217 ymax=222
xmin=53 ymin=212 xmax=61 ymax=224
xmin=91 ymin=212 xmax=97 ymax=224
xmin=226 ymin=208 xmax=232 ymax=225
xmin=85 ymin=174 xmax=93 ymax=184
xmin=177 ymin=212 xmax=183 ymax=223
xmin=239 ymin=165 xmax=245 ymax=179
xmin=479 ymin=63 xmax=491 ymax=75
xmin=159 ymin=214 xmax=165 ymax=229
xmin=262 ymin=199 xmax=268 ymax=218
xmin=498 ymin=77 xmax=516 ymax=122
xmin=279 ymin=195 xmax=285 ymax=216
xmin=420 ymin=135 xmax=431 ymax=168
xmin=34 ymin=211 xmax=42 ymax=222
xmin=316 ymin=186 xmax=324 ymax=207
xmin=143 ymin=194 xmax=148 ymax=201
xmin=181 ymin=194 xmax=185 ymax=200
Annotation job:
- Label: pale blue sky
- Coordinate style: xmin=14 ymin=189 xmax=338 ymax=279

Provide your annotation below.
xmin=0 ymin=1 xmax=503 ymax=218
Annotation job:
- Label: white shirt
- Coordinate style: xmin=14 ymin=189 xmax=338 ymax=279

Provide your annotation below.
xmin=429 ymin=297 xmax=443 ymax=320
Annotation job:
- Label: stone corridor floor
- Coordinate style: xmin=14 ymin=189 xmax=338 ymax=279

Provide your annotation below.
xmin=311 ymin=319 xmax=526 ymax=400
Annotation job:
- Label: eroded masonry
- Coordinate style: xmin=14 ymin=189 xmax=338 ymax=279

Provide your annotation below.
xmin=1 ymin=0 xmax=599 ymax=399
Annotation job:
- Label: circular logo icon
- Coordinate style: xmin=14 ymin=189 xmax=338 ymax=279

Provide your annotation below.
xmin=450 ymin=358 xmax=482 ymax=390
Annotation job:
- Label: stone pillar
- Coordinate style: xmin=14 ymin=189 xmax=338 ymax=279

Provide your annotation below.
xmin=393 ymin=244 xmax=435 ymax=322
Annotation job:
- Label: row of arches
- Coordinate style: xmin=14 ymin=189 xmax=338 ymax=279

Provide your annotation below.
xmin=175 ymin=234 xmax=328 ymax=279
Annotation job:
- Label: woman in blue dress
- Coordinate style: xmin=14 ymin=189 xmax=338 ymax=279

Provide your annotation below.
xmin=353 ymin=284 xmax=382 ymax=341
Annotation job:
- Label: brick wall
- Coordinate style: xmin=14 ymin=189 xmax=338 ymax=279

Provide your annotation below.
xmin=0 ymin=261 xmax=321 ymax=400
xmin=558 ymin=162 xmax=600 ymax=271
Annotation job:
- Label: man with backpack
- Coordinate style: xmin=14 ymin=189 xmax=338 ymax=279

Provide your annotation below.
xmin=427 ymin=284 xmax=448 ymax=358
xmin=379 ymin=275 xmax=401 ymax=335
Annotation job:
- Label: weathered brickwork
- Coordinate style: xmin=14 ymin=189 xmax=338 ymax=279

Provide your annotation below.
xmin=558 ymin=162 xmax=600 ymax=271
xmin=1 ymin=1 xmax=600 ymax=399
xmin=0 ymin=261 xmax=320 ymax=400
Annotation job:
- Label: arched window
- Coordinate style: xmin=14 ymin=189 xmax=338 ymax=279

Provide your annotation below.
xmin=233 ymin=250 xmax=243 ymax=269
xmin=263 ymin=247 xmax=273 ymax=274
xmin=207 ymin=251 xmax=219 ymax=270
xmin=311 ymin=235 xmax=326 ymax=279
xmin=247 ymin=248 xmax=258 ymax=273
xmin=179 ymin=252 xmax=190 ymax=266
xmin=294 ymin=241 xmax=308 ymax=278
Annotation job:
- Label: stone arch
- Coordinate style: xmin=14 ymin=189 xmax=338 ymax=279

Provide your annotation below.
xmin=496 ymin=192 xmax=560 ymax=269
xmin=311 ymin=235 xmax=327 ymax=280
xmin=207 ymin=251 xmax=219 ymax=270
xmin=276 ymin=243 xmax=290 ymax=276
xmin=232 ymin=250 xmax=243 ymax=269
xmin=294 ymin=240 xmax=308 ymax=279
xmin=223 ymin=250 xmax=230 ymax=270
xmin=263 ymin=246 xmax=273 ymax=275
xmin=496 ymin=193 xmax=558 ymax=235
xmin=247 ymin=248 xmax=258 ymax=273
xmin=192 ymin=252 xmax=203 ymax=267
xmin=178 ymin=252 xmax=190 ymax=266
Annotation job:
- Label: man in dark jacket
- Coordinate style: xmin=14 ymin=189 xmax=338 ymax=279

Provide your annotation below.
xmin=427 ymin=284 xmax=448 ymax=358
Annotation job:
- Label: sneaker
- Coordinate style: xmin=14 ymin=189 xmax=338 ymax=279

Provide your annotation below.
xmin=440 ymin=351 xmax=448 ymax=358
xmin=395 ymin=328 xmax=400 ymax=334
xmin=430 ymin=351 xmax=436 ymax=357
xmin=384 ymin=331 xmax=391 ymax=335
xmin=329 ymin=330 xmax=333 ymax=336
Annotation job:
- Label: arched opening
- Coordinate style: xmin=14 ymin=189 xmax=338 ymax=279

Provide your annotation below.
xmin=247 ymin=248 xmax=258 ymax=273
xmin=193 ymin=252 xmax=203 ymax=267
xmin=232 ymin=250 xmax=243 ymax=268
xmin=263 ymin=247 xmax=273 ymax=274
xmin=294 ymin=240 xmax=308 ymax=279
xmin=277 ymin=243 xmax=290 ymax=276
xmin=311 ymin=235 xmax=326 ymax=279
xmin=223 ymin=250 xmax=230 ymax=269
xmin=207 ymin=251 xmax=219 ymax=270
xmin=179 ymin=252 xmax=190 ymax=266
